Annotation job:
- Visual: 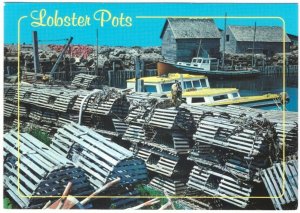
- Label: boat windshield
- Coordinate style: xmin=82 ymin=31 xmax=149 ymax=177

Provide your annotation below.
xmin=196 ymin=59 xmax=202 ymax=63
xmin=200 ymin=79 xmax=207 ymax=87
xmin=213 ymin=94 xmax=228 ymax=101
xmin=232 ymin=92 xmax=239 ymax=98
xmin=184 ymin=81 xmax=193 ymax=89
xmin=144 ymin=85 xmax=157 ymax=92
xmin=192 ymin=80 xmax=201 ymax=88
xmin=161 ymin=83 xmax=173 ymax=92
xmin=192 ymin=59 xmax=197 ymax=63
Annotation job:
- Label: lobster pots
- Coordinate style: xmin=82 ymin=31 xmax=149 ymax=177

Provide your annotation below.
xmin=260 ymin=159 xmax=298 ymax=210
xmin=125 ymin=106 xmax=149 ymax=124
xmin=152 ymin=130 xmax=192 ymax=154
xmin=274 ymin=122 xmax=298 ymax=159
xmin=17 ymin=87 xmax=78 ymax=113
xmin=71 ymin=73 xmax=103 ymax=90
xmin=4 ymin=86 xmax=17 ymax=101
xmin=149 ymin=108 xmax=194 ymax=132
xmin=193 ymin=116 xmax=271 ymax=157
xmin=122 ymin=124 xmax=148 ymax=144
xmin=124 ymin=126 xmax=191 ymax=154
xmin=109 ymin=187 xmax=140 ymax=209
xmin=126 ymin=92 xmax=172 ymax=124
xmin=188 ymin=147 xmax=269 ymax=183
xmin=176 ymin=198 xmax=214 ymax=210
xmin=72 ymin=90 xmax=129 ymax=118
xmin=4 ymin=102 xmax=28 ymax=118
xmin=149 ymin=176 xmax=187 ymax=195
xmin=130 ymin=144 xmax=191 ymax=178
xmin=50 ymin=122 xmax=148 ymax=189
xmin=3 ymin=130 xmax=93 ymax=209
xmin=187 ymin=165 xmax=253 ymax=209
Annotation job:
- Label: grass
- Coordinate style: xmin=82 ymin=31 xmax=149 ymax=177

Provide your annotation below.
xmin=28 ymin=128 xmax=52 ymax=146
xmin=136 ymin=184 xmax=183 ymax=210
xmin=4 ymin=197 xmax=13 ymax=209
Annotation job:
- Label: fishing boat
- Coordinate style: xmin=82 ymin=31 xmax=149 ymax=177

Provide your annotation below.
xmin=174 ymin=57 xmax=260 ymax=77
xmin=126 ymin=73 xmax=288 ymax=108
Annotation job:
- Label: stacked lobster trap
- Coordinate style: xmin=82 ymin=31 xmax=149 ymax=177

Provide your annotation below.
xmin=3 ymin=130 xmax=94 ymax=209
xmin=122 ymin=93 xmax=196 ymax=196
xmin=3 ymin=76 xmax=298 ymax=210
xmin=180 ymin=104 xmax=298 ymax=210
xmin=50 ymin=122 xmax=148 ymax=208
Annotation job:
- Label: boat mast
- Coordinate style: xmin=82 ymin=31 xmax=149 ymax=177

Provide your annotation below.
xmin=196 ymin=39 xmax=202 ymax=58
xmin=222 ymin=12 xmax=227 ymax=69
xmin=251 ymin=22 xmax=257 ymax=67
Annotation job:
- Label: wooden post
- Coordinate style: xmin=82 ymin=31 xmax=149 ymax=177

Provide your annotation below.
xmin=108 ymin=71 xmax=112 ymax=86
xmin=137 ymin=79 xmax=144 ymax=92
xmin=251 ymin=22 xmax=257 ymax=67
xmin=6 ymin=66 xmax=10 ymax=75
xmin=32 ymin=31 xmax=40 ymax=80
xmin=222 ymin=12 xmax=227 ymax=68
xmin=141 ymin=60 xmax=145 ymax=77
xmin=135 ymin=57 xmax=141 ymax=92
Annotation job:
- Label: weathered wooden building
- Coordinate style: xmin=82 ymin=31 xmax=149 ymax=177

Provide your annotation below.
xmin=287 ymin=33 xmax=298 ymax=46
xmin=221 ymin=25 xmax=291 ymax=56
xmin=160 ymin=18 xmax=221 ymax=62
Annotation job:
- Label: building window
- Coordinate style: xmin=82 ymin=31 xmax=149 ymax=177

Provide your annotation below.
xmin=226 ymin=35 xmax=230 ymax=41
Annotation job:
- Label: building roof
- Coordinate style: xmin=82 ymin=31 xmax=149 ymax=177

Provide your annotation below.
xmin=228 ymin=25 xmax=291 ymax=43
xmin=160 ymin=18 xmax=221 ymax=39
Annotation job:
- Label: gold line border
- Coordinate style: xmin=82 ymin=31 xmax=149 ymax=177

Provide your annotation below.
xmin=16 ymin=15 xmax=287 ymax=200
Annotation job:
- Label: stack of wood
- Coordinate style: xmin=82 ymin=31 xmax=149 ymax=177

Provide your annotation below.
xmin=4 ymin=130 xmax=94 ymax=208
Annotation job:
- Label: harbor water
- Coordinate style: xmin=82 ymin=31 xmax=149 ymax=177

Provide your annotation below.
xmin=209 ymin=74 xmax=298 ymax=112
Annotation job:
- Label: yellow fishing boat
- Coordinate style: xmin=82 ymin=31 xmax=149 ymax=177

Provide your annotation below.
xmin=126 ymin=73 xmax=288 ymax=108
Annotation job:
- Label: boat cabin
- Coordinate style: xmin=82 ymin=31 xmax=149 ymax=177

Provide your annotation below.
xmin=177 ymin=57 xmax=219 ymax=71
xmin=180 ymin=88 xmax=241 ymax=105
xmin=127 ymin=73 xmax=210 ymax=94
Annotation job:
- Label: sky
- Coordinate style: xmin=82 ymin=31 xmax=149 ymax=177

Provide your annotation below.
xmin=4 ymin=3 xmax=298 ymax=46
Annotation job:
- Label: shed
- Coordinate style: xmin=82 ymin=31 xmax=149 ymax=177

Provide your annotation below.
xmin=221 ymin=25 xmax=291 ymax=56
xmin=160 ymin=18 xmax=221 ymax=62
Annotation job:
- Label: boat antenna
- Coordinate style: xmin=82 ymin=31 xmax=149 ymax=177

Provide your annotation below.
xmin=196 ymin=39 xmax=202 ymax=58
xmin=222 ymin=12 xmax=227 ymax=68
xmin=251 ymin=22 xmax=257 ymax=68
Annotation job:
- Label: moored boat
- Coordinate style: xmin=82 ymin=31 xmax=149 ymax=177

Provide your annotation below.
xmin=175 ymin=57 xmax=260 ymax=78
xmin=127 ymin=73 xmax=287 ymax=108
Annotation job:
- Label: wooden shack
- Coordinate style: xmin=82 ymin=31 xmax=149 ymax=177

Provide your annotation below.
xmin=221 ymin=26 xmax=291 ymax=56
xmin=160 ymin=18 xmax=221 ymax=62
